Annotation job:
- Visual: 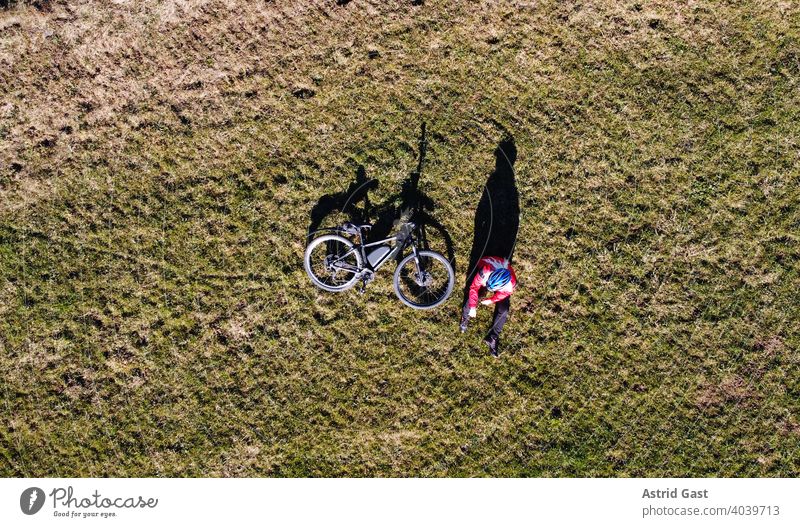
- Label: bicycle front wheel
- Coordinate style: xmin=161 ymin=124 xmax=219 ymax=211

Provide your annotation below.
xmin=393 ymin=250 xmax=454 ymax=309
xmin=304 ymin=234 xmax=363 ymax=292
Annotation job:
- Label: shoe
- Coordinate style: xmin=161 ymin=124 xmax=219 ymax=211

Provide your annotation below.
xmin=483 ymin=335 xmax=499 ymax=357
xmin=459 ymin=317 xmax=469 ymax=333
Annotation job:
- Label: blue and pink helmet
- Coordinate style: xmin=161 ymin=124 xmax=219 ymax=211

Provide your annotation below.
xmin=486 ymin=268 xmax=512 ymax=291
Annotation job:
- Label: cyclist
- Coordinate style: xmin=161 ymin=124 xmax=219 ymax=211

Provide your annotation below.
xmin=460 ymin=256 xmax=517 ymax=356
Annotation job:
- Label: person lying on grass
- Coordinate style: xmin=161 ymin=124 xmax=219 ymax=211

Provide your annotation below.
xmin=460 ymin=256 xmax=517 ymax=357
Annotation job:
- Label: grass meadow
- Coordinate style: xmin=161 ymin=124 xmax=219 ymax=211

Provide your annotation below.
xmin=1 ymin=0 xmax=799 ymax=476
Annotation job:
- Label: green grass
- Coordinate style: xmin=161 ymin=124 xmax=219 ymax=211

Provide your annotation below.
xmin=1 ymin=0 xmax=799 ymax=476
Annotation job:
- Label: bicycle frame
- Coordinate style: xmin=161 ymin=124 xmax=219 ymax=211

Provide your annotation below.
xmin=329 ymin=228 xmax=418 ymax=277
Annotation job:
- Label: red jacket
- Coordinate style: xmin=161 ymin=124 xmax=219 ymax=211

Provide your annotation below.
xmin=467 ymin=256 xmax=517 ymax=309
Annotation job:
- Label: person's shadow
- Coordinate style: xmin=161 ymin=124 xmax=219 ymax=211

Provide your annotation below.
xmin=307 ymin=122 xmax=455 ymax=267
xmin=462 ymin=134 xmax=520 ymax=304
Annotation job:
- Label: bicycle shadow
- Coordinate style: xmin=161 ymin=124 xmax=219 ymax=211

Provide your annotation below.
xmin=307 ymin=165 xmax=378 ymax=236
xmin=462 ymin=133 xmax=520 ymax=305
xmin=369 ymin=122 xmax=455 ymax=266
xmin=307 ymin=122 xmax=455 ymax=267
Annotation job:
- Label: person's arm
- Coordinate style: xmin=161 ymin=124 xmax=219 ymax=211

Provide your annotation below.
xmin=467 ymin=271 xmax=485 ymax=312
xmin=483 ymin=269 xmax=516 ymax=304
xmin=484 ymin=289 xmax=511 ymax=305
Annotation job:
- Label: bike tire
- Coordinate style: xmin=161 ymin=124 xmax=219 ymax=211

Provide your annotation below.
xmin=304 ymin=234 xmax=363 ymax=292
xmin=393 ymin=250 xmax=454 ymax=309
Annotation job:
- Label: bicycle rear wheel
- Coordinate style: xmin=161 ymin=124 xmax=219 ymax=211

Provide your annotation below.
xmin=393 ymin=250 xmax=454 ymax=309
xmin=304 ymin=234 xmax=363 ymax=292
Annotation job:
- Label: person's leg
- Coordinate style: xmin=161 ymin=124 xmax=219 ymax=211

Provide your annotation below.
xmin=486 ymin=297 xmax=510 ymax=340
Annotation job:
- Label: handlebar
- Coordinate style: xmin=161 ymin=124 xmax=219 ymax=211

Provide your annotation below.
xmin=340 ymin=221 xmax=414 ymax=240
xmin=396 ymin=221 xmax=415 ymax=241
xmin=341 ymin=222 xmax=372 ymax=236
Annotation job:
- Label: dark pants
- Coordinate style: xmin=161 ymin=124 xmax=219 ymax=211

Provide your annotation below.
xmin=463 ymin=297 xmax=510 ymax=340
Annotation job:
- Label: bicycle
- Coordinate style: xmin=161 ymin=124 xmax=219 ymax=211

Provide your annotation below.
xmin=304 ymin=220 xmax=454 ymax=309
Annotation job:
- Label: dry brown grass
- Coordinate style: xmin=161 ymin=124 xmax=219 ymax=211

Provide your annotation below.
xmin=1 ymin=0 xmax=799 ymax=476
